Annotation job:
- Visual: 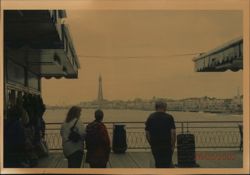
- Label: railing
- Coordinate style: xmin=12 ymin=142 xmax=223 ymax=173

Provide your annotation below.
xmin=45 ymin=121 xmax=242 ymax=150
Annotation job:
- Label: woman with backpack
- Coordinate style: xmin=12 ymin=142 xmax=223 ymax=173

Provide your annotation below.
xmin=60 ymin=106 xmax=85 ymax=168
xmin=85 ymin=109 xmax=111 ymax=168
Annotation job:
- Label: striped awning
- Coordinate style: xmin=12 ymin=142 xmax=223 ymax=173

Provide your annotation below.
xmin=193 ymin=37 xmax=243 ymax=72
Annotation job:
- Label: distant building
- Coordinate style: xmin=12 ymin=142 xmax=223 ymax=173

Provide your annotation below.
xmin=182 ymin=98 xmax=200 ymax=112
xmin=230 ymin=94 xmax=243 ymax=113
xmin=166 ymin=99 xmax=183 ymax=111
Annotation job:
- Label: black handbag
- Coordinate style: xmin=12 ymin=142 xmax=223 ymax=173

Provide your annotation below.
xmin=68 ymin=119 xmax=81 ymax=142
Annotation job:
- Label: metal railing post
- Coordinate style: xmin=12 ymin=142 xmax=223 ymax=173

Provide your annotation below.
xmin=181 ymin=122 xmax=184 ymax=134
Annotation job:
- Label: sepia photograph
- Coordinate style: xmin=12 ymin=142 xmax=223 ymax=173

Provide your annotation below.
xmin=0 ymin=0 xmax=249 ymax=174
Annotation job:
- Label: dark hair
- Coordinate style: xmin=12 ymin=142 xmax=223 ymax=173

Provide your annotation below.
xmin=65 ymin=106 xmax=81 ymax=123
xmin=95 ymin=109 xmax=104 ymax=121
xmin=155 ymin=100 xmax=167 ymax=110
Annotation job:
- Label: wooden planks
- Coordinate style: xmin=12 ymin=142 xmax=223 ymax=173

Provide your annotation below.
xmin=37 ymin=150 xmax=243 ymax=168
xmin=37 ymin=152 xmax=63 ymax=168
xmin=127 ymin=152 xmax=152 ymax=168
xmin=109 ymin=153 xmax=138 ymax=168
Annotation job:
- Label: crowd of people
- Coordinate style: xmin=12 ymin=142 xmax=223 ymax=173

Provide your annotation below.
xmin=4 ymin=91 xmax=48 ymax=168
xmin=4 ymin=94 xmax=176 ymax=168
xmin=60 ymin=100 xmax=176 ymax=168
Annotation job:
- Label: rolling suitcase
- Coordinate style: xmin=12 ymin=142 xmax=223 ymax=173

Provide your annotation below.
xmin=177 ymin=123 xmax=199 ymax=167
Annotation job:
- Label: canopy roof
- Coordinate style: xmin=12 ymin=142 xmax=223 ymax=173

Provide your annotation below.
xmin=193 ymin=37 xmax=243 ymax=72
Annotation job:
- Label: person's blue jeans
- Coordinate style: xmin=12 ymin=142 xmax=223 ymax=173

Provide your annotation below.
xmin=67 ymin=150 xmax=83 ymax=168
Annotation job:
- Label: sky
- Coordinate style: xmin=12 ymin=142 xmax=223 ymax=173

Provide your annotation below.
xmin=42 ymin=10 xmax=243 ymax=106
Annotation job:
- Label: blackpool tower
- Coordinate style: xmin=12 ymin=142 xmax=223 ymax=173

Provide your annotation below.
xmin=97 ymin=75 xmax=103 ymax=108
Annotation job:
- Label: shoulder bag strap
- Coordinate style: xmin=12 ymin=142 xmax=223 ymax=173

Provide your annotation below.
xmin=71 ymin=118 xmax=79 ymax=131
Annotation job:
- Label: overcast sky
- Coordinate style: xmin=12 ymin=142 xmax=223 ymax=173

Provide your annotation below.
xmin=42 ymin=10 xmax=242 ymax=105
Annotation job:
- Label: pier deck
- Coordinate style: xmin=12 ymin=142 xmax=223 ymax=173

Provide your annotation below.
xmin=37 ymin=150 xmax=242 ymax=168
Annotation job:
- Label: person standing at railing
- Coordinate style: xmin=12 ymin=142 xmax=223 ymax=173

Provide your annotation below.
xmin=145 ymin=100 xmax=176 ymax=168
xmin=60 ymin=106 xmax=86 ymax=168
xmin=85 ymin=109 xmax=111 ymax=168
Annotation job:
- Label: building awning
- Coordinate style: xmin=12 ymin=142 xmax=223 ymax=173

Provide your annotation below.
xmin=193 ymin=37 xmax=243 ymax=72
xmin=4 ymin=10 xmax=80 ymax=79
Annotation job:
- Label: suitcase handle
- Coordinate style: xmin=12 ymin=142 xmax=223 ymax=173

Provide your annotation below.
xmin=181 ymin=122 xmax=189 ymax=134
